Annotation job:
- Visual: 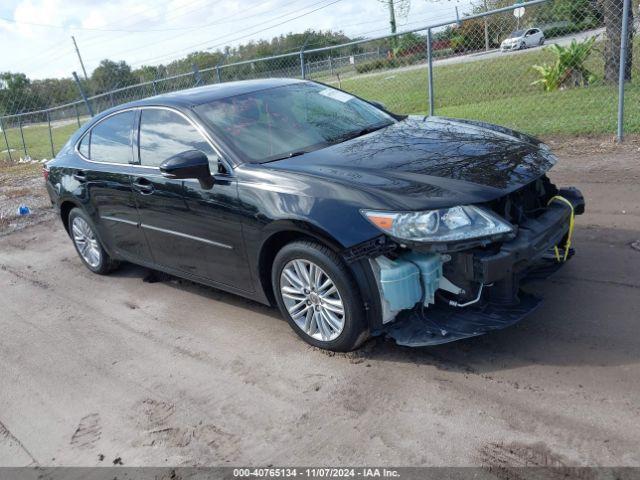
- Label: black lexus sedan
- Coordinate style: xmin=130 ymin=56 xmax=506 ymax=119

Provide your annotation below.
xmin=45 ymin=78 xmax=584 ymax=351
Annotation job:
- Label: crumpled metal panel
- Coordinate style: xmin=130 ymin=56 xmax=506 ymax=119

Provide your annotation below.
xmin=377 ymin=292 xmax=542 ymax=347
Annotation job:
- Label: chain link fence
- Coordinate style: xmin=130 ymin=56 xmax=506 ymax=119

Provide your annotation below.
xmin=1 ymin=0 xmax=637 ymax=164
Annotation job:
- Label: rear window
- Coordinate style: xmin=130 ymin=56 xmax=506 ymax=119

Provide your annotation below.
xmin=83 ymin=111 xmax=135 ymax=164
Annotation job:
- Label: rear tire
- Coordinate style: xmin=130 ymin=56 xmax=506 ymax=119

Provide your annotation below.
xmin=272 ymin=240 xmax=368 ymax=352
xmin=68 ymin=208 xmax=119 ymax=275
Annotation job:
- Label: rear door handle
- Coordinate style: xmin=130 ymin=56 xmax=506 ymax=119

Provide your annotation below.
xmin=73 ymin=170 xmax=87 ymax=182
xmin=132 ymin=177 xmax=154 ymax=195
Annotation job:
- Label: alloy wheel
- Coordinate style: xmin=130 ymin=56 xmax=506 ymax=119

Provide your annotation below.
xmin=72 ymin=216 xmax=102 ymax=269
xmin=279 ymin=259 xmax=345 ymax=342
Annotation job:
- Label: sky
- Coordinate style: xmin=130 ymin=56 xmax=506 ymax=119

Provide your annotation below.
xmin=0 ymin=0 xmax=475 ymax=80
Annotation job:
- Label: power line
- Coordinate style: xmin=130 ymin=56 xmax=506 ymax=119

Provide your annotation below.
xmin=6 ymin=0 xmax=278 ymax=75
xmin=131 ymin=0 xmax=345 ymax=67
xmin=6 ymin=0 xmax=216 ymax=71
xmin=0 ymin=0 xmax=291 ymax=33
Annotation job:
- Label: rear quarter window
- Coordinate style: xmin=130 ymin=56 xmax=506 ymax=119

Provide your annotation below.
xmin=86 ymin=110 xmax=135 ymax=164
xmin=78 ymin=132 xmax=90 ymax=158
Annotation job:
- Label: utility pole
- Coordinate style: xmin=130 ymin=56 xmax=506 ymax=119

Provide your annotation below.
xmin=387 ymin=0 xmax=397 ymax=35
xmin=388 ymin=0 xmax=398 ymax=51
xmin=72 ymin=35 xmax=89 ymax=81
xmin=483 ymin=0 xmax=490 ymax=51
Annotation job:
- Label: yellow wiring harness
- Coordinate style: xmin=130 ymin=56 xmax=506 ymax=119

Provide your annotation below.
xmin=547 ymin=195 xmax=575 ymax=262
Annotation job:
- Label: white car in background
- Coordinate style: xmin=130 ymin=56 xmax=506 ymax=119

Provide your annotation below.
xmin=500 ymin=28 xmax=545 ymax=51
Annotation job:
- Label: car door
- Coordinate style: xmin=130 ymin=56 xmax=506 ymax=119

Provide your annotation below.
xmin=77 ymin=110 xmax=153 ymax=263
xmin=132 ymin=106 xmax=253 ymax=290
xmin=526 ymin=29 xmax=538 ymax=47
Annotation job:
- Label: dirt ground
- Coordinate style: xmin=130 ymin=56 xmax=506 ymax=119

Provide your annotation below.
xmin=0 ymin=135 xmax=639 ymax=468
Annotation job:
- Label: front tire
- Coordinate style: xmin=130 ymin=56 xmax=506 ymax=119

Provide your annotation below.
xmin=68 ymin=208 xmax=119 ymax=275
xmin=272 ymin=241 xmax=368 ymax=352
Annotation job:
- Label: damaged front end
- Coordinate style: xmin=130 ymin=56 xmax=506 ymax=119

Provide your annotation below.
xmin=346 ymin=176 xmax=585 ymax=347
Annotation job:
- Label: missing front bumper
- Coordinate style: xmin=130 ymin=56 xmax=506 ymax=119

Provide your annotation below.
xmin=377 ymin=291 xmax=542 ymax=347
xmin=370 ymin=187 xmax=584 ymax=347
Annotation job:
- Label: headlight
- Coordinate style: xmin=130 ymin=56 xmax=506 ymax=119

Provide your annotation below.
xmin=362 ymin=205 xmax=514 ymax=243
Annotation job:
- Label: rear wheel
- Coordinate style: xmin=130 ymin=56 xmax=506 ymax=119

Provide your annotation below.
xmin=272 ymin=241 xmax=368 ymax=351
xmin=68 ymin=208 xmax=119 ymax=275
xmin=539 ymin=37 xmax=545 ymax=46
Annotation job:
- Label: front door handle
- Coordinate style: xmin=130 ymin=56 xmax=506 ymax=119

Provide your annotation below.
xmin=133 ymin=177 xmax=154 ymax=195
xmin=73 ymin=170 xmax=87 ymax=182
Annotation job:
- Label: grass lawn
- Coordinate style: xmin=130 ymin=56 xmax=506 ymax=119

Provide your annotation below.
xmin=335 ymin=41 xmax=640 ymax=136
xmin=1 ymin=121 xmax=79 ymax=163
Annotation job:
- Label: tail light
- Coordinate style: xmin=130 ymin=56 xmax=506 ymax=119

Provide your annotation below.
xmin=42 ymin=163 xmax=50 ymax=181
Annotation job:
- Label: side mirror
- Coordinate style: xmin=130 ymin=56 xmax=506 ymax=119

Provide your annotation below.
xmin=160 ymin=150 xmax=214 ymax=189
xmin=369 ymin=100 xmax=387 ymax=111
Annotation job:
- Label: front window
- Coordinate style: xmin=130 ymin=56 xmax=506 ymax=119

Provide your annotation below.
xmin=138 ymin=108 xmax=219 ymax=169
xmin=508 ymin=30 xmax=525 ymax=38
xmin=195 ymin=83 xmax=394 ymax=163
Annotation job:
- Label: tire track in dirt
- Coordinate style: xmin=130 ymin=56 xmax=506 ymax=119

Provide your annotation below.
xmin=70 ymin=413 xmax=102 ymax=450
xmin=0 ymin=419 xmax=38 ymax=465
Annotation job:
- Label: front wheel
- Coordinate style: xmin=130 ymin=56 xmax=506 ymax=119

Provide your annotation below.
xmin=68 ymin=208 xmax=119 ymax=275
xmin=272 ymin=241 xmax=368 ymax=351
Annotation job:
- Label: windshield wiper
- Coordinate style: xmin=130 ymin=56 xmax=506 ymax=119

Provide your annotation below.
xmin=265 ymin=150 xmax=309 ymax=162
xmin=332 ymin=122 xmax=392 ymax=143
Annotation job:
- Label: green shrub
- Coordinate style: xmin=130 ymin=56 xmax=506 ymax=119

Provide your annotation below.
xmin=543 ymin=18 xmax=601 ymax=39
xmin=354 ymin=53 xmax=424 ymax=74
xmin=532 ymin=37 xmax=597 ymax=91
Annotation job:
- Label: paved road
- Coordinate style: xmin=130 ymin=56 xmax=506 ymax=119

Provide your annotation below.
xmin=1 ymin=144 xmax=639 ymax=467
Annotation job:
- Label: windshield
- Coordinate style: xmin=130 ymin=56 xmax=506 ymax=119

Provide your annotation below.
xmin=195 ymin=82 xmax=394 ymax=163
xmin=508 ymin=30 xmax=525 ymax=38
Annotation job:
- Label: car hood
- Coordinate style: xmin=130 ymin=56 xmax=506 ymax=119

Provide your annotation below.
xmin=264 ymin=116 xmax=556 ymax=210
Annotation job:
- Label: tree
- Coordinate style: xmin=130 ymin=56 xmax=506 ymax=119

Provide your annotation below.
xmin=91 ymin=60 xmax=136 ymax=93
xmin=0 ymin=72 xmax=34 ymax=114
xmin=601 ymin=0 xmax=634 ymax=83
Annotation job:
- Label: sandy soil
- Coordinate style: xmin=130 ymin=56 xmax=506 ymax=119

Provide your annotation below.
xmin=0 ymin=135 xmax=639 ymax=468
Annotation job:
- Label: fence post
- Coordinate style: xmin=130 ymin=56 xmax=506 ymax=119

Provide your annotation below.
xmin=74 ymin=103 xmax=81 ymax=127
xmin=152 ymin=80 xmax=158 ymax=95
xmin=18 ymin=116 xmax=27 ymax=158
xmin=73 ymin=71 xmax=94 ymax=117
xmin=300 ymin=50 xmax=306 ymax=79
xmin=46 ymin=111 xmax=55 ymax=158
xmin=0 ymin=117 xmax=12 ymax=162
xmin=616 ymin=0 xmax=631 ymax=142
xmin=215 ymin=65 xmax=222 ymax=83
xmin=426 ymin=28 xmax=435 ymax=116
xmin=192 ymin=63 xmax=202 ymax=86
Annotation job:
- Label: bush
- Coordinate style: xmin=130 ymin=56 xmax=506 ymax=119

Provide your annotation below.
xmin=542 ymin=18 xmax=601 ymax=39
xmin=354 ymin=53 xmax=424 ymax=74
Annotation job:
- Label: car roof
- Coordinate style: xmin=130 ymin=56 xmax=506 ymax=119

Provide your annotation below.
xmin=112 ymin=77 xmax=306 ymax=111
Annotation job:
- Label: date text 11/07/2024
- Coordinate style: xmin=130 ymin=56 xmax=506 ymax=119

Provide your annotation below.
xmin=232 ymin=467 xmax=401 ymax=478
